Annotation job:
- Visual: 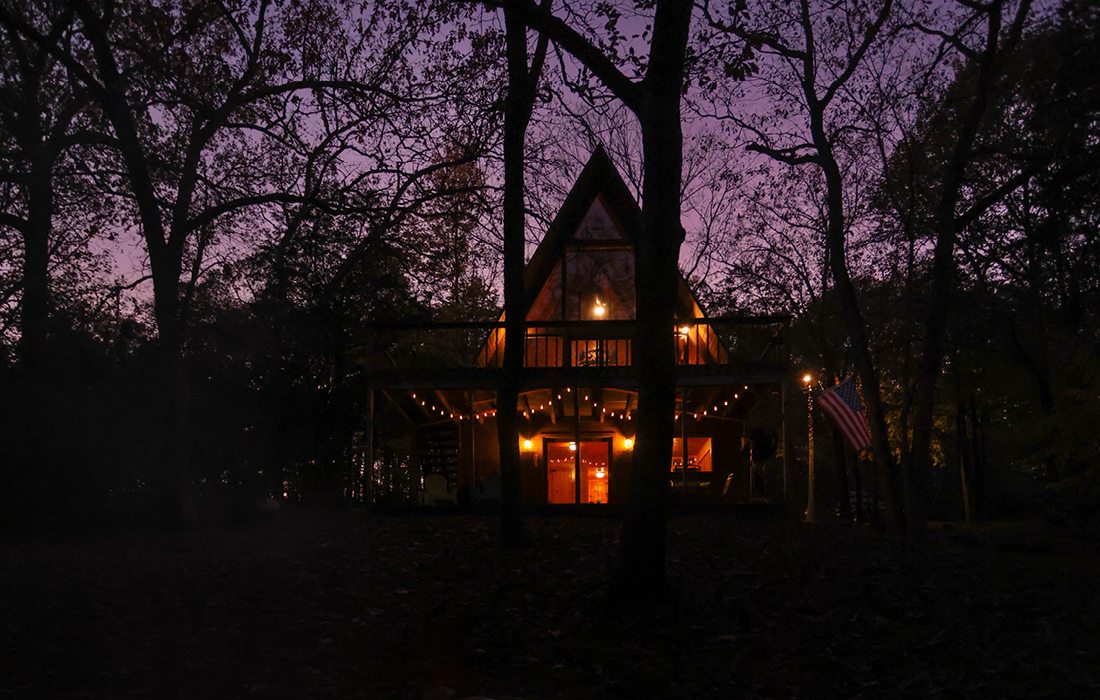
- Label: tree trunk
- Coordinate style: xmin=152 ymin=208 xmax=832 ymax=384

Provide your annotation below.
xmin=832 ymin=427 xmax=852 ymax=522
xmin=76 ymin=1 xmax=198 ymax=526
xmin=149 ymin=255 xmax=195 ymax=526
xmin=968 ymin=395 xmax=984 ymax=519
xmin=611 ymin=0 xmax=692 ymax=603
xmin=496 ymin=5 xmax=542 ymax=548
xmin=852 ymin=453 xmax=865 ymax=524
xmin=811 ymin=112 xmax=903 ymax=535
xmin=906 ymin=0 xmax=1030 ymax=539
xmin=956 ymin=397 xmax=973 ymax=524
xmin=19 ymin=154 xmax=53 ymax=373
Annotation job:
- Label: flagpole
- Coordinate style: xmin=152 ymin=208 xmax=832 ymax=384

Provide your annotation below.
xmin=803 ymin=373 xmax=815 ymax=523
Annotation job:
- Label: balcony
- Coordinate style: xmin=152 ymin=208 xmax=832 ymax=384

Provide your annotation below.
xmin=352 ymin=316 xmax=790 ymax=389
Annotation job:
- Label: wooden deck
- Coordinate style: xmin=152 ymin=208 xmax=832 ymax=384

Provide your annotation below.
xmin=353 ymin=316 xmax=792 ymax=390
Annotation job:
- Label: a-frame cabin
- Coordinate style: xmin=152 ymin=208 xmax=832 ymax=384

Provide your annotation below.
xmin=359 ymin=149 xmax=790 ymax=506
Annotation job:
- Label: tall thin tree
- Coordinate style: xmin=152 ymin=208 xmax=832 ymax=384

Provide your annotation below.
xmin=498 ymin=0 xmax=550 ymax=547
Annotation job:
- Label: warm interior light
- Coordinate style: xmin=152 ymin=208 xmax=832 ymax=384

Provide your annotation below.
xmin=595 ymin=465 xmax=606 ymax=479
xmin=593 ymin=298 xmax=607 ymax=318
xmin=623 ymin=437 xmax=634 ymax=450
xmin=568 ymin=442 xmax=577 ymax=452
xmin=802 ymin=373 xmax=813 ymax=384
xmin=679 ymin=325 xmax=691 ymax=336
xmin=522 ymin=438 xmax=533 ymax=451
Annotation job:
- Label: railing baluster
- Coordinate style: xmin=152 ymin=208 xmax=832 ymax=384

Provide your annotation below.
xmin=364 ymin=316 xmax=789 ymax=372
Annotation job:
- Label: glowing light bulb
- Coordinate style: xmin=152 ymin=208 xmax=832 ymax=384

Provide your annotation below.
xmin=593 ymin=298 xmax=607 ymax=318
xmin=569 ymin=442 xmax=577 ymax=452
xmin=624 ymin=438 xmax=634 ymax=450
xmin=522 ymin=438 xmax=533 ymax=450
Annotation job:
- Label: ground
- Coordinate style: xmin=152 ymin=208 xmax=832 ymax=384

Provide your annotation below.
xmin=2 ymin=508 xmax=1097 ymax=699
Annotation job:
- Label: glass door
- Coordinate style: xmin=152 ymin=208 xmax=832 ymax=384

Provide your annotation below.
xmin=545 ymin=439 xmax=611 ymax=504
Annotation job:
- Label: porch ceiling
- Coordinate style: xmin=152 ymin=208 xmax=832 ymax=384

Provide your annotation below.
xmin=382 ymin=382 xmax=767 ymax=427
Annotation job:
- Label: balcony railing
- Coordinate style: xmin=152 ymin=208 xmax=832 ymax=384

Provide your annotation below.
xmin=355 ymin=316 xmax=789 ymax=373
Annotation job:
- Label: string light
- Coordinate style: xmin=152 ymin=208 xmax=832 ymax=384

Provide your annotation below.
xmin=405 ymin=389 xmax=751 ymax=422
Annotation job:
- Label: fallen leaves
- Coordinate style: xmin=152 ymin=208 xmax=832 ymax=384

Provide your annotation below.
xmin=1 ymin=510 xmax=1098 ymax=698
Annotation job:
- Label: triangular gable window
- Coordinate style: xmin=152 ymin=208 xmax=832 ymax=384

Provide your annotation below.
xmin=573 ymin=198 xmax=622 ymax=241
xmin=526 ymin=197 xmax=635 ymax=321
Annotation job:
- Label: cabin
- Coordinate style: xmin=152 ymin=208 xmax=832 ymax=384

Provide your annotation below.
xmin=357 ymin=149 xmax=791 ymax=506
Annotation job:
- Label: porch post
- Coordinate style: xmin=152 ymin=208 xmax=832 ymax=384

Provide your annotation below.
xmin=468 ymin=390 xmax=477 ymax=504
xmin=680 ymin=386 xmax=688 ymax=491
xmin=573 ymin=384 xmax=581 ymax=504
xmin=780 ymin=380 xmax=790 ymax=508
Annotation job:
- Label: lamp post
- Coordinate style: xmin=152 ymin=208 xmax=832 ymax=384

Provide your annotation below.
xmin=679 ymin=326 xmax=690 ymax=492
xmin=803 ymin=373 xmax=815 ymax=522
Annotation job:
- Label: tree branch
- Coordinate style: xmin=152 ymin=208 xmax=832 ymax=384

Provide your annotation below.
xmin=746 ymin=143 xmax=820 ymax=166
xmin=821 ymin=0 xmax=894 ymax=108
xmin=477 ymin=0 xmax=641 ymax=112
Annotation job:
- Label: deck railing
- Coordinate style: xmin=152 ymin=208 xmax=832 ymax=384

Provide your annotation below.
xmin=355 ymin=316 xmax=789 ymax=372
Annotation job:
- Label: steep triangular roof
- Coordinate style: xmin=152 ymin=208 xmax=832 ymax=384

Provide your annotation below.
xmin=521 ymin=147 xmax=706 ymax=320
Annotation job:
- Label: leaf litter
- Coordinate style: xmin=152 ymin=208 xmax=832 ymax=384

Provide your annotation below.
xmin=1 ymin=509 xmax=1097 ymax=699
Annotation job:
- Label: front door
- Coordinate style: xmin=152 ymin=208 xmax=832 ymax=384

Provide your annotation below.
xmin=546 ymin=439 xmax=611 ymax=504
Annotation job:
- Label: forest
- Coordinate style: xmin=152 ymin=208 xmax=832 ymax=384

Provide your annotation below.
xmin=2 ymin=0 xmax=1096 ymax=533
xmin=3 ymin=0 xmax=1099 ymax=696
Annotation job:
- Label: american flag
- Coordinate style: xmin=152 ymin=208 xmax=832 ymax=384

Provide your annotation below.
xmin=817 ymin=377 xmax=872 ymax=452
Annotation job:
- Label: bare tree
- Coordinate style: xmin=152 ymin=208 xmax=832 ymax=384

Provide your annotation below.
xmin=0 ymin=2 xmax=99 ymax=371
xmin=701 ymin=0 xmax=905 ymax=532
xmin=3 ymin=0 xmax=459 ymax=520
xmin=900 ymin=0 xmax=1033 ymax=536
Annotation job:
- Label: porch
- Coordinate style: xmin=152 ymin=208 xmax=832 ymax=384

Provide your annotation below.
xmin=349 ymin=315 xmax=794 ymax=507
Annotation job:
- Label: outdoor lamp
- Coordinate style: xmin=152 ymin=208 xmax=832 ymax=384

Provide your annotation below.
xmin=522 ymin=438 xmax=533 ymax=451
xmin=623 ymin=437 xmax=634 ymax=450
